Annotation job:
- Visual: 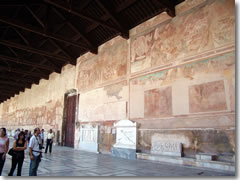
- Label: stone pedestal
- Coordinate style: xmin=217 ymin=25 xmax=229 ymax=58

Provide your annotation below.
xmin=111 ymin=120 xmax=137 ymax=160
xmin=79 ymin=124 xmax=99 ymax=153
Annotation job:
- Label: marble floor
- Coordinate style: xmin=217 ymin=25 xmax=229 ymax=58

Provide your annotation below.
xmin=1 ymin=143 xmax=235 ymax=176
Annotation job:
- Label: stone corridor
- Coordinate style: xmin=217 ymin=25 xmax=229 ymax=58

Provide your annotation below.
xmin=1 ymin=139 xmax=234 ymax=176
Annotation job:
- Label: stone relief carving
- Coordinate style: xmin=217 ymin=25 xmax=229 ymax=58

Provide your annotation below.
xmin=79 ymin=124 xmax=99 ymax=153
xmin=80 ymin=124 xmax=98 ymax=143
xmin=151 ymin=141 xmax=183 ymax=157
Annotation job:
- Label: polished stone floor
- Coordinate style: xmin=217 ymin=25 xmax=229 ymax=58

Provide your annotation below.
xmin=1 ymin=142 xmax=234 ymax=176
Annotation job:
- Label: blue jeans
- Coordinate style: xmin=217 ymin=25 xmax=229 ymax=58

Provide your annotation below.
xmin=29 ymin=155 xmax=41 ymax=176
xmin=0 ymin=153 xmax=6 ymax=176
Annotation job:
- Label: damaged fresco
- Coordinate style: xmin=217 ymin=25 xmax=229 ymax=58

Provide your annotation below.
xmin=77 ymin=41 xmax=128 ymax=90
xmin=130 ymin=51 xmax=235 ymax=119
xmin=0 ymin=100 xmax=63 ymax=132
xmin=130 ymin=0 xmax=234 ymax=73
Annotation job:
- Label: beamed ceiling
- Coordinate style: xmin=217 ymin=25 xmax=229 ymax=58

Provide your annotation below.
xmin=0 ymin=0 xmax=184 ymax=103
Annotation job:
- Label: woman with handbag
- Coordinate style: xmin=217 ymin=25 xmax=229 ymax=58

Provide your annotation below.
xmin=8 ymin=131 xmax=27 ymax=176
xmin=0 ymin=127 xmax=9 ymax=176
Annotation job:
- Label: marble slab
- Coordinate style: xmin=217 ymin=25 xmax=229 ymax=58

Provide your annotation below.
xmin=113 ymin=120 xmax=137 ymax=150
xmin=79 ymin=124 xmax=99 ymax=153
xmin=151 ymin=141 xmax=183 ymax=157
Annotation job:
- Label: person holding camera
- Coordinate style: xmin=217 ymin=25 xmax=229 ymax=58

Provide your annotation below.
xmin=45 ymin=129 xmax=54 ymax=154
xmin=28 ymin=128 xmax=43 ymax=176
xmin=8 ymin=131 xmax=27 ymax=176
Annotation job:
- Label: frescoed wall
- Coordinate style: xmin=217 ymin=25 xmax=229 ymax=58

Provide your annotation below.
xmin=0 ymin=0 xmax=235 ymax=163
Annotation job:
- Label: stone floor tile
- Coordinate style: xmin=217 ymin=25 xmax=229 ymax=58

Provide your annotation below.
xmin=1 ymin=142 xmax=235 ymax=177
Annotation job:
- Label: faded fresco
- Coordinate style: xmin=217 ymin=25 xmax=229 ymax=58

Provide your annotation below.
xmin=77 ymin=56 xmax=102 ymax=90
xmin=144 ymin=87 xmax=172 ymax=118
xmin=0 ymin=100 xmax=63 ymax=130
xmin=77 ymin=41 xmax=128 ymax=90
xmin=130 ymin=52 xmax=235 ymax=119
xmin=130 ymin=0 xmax=234 ymax=73
xmin=103 ymin=81 xmax=128 ymax=101
xmin=79 ymin=81 xmax=128 ymax=122
xmin=189 ymin=80 xmax=227 ymax=113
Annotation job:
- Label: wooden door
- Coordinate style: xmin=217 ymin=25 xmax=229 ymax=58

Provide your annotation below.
xmin=65 ymin=95 xmax=77 ymax=147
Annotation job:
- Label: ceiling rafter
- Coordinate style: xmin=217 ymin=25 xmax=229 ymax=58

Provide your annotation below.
xmin=0 ymin=0 xmax=42 ymax=6
xmin=44 ymin=0 xmax=127 ymax=38
xmin=12 ymin=27 xmax=30 ymax=45
xmin=0 ymin=80 xmax=28 ymax=88
xmin=152 ymin=0 xmax=175 ymax=17
xmin=51 ymin=7 xmax=98 ymax=54
xmin=115 ymin=0 xmax=138 ymax=13
xmin=0 ymin=74 xmax=39 ymax=84
xmin=0 ymin=91 xmax=17 ymax=97
xmin=25 ymin=5 xmax=45 ymax=28
xmin=0 ymin=65 xmax=49 ymax=79
xmin=0 ymin=40 xmax=76 ymax=65
xmin=48 ymin=39 xmax=72 ymax=59
xmin=0 ymin=16 xmax=94 ymax=52
xmin=95 ymin=0 xmax=129 ymax=39
xmin=0 ymin=54 xmax=55 ymax=71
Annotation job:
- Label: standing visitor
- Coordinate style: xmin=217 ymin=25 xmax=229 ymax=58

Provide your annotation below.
xmin=0 ymin=128 xmax=9 ymax=176
xmin=27 ymin=131 xmax=32 ymax=142
xmin=40 ymin=129 xmax=44 ymax=145
xmin=14 ymin=128 xmax=20 ymax=140
xmin=45 ymin=129 xmax=54 ymax=154
xmin=8 ymin=131 xmax=27 ymax=176
xmin=24 ymin=130 xmax=29 ymax=142
xmin=29 ymin=128 xmax=42 ymax=176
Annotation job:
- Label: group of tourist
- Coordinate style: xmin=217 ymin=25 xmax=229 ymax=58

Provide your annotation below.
xmin=0 ymin=127 xmax=54 ymax=176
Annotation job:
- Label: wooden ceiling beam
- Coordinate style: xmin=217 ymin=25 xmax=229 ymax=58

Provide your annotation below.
xmin=0 ymin=86 xmax=24 ymax=96
xmin=75 ymin=0 xmax=92 ymax=11
xmin=0 ymin=16 xmax=92 ymax=52
xmin=152 ymin=0 xmax=175 ymax=17
xmin=51 ymin=7 xmax=98 ymax=54
xmin=95 ymin=0 xmax=129 ymax=39
xmin=48 ymin=39 xmax=71 ymax=58
xmin=0 ymin=65 xmax=49 ymax=79
xmin=0 ymin=54 xmax=55 ymax=71
xmin=25 ymin=5 xmax=45 ymax=28
xmin=0 ymin=74 xmax=39 ymax=84
xmin=44 ymin=0 xmax=124 ymax=35
xmin=115 ymin=0 xmax=138 ymax=13
xmin=12 ymin=27 xmax=30 ymax=46
xmin=0 ymin=80 xmax=28 ymax=88
xmin=0 ymin=90 xmax=17 ymax=97
xmin=0 ymin=0 xmax=42 ymax=6
xmin=0 ymin=40 xmax=76 ymax=65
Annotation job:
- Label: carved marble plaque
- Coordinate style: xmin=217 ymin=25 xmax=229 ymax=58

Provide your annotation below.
xmin=79 ymin=124 xmax=99 ymax=153
xmin=151 ymin=141 xmax=182 ymax=157
xmin=113 ymin=120 xmax=137 ymax=149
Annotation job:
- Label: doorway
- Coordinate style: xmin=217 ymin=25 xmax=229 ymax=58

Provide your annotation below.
xmin=63 ymin=90 xmax=78 ymax=147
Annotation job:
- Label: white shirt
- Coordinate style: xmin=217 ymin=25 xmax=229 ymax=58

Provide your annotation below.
xmin=40 ymin=132 xmax=44 ymax=140
xmin=28 ymin=135 xmax=42 ymax=156
xmin=47 ymin=133 xmax=54 ymax=140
